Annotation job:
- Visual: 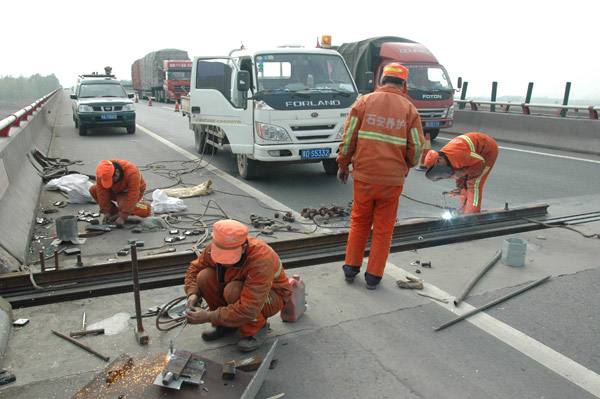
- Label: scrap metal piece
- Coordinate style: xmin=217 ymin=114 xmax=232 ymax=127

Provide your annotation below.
xmin=105 ymin=354 xmax=135 ymax=384
xmin=153 ymin=350 xmax=205 ymax=390
xmin=70 ymin=328 xmax=105 ymax=338
xmin=51 ymin=330 xmax=110 ymax=362
xmin=222 ymin=361 xmax=236 ymax=380
xmin=453 ymin=250 xmax=502 ymax=306
xmin=131 ymin=245 xmax=149 ymax=345
xmin=435 ymin=275 xmax=551 ymax=332
xmin=240 ymin=339 xmax=279 ymax=399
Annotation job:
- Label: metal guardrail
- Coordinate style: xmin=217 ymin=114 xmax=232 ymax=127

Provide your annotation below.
xmin=455 ymin=99 xmax=599 ymax=120
xmin=0 ymin=89 xmax=60 ymax=137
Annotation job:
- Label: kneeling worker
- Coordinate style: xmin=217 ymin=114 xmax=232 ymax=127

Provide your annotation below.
xmin=90 ymin=159 xmax=151 ymax=227
xmin=423 ymin=132 xmax=498 ymax=214
xmin=185 ymin=220 xmax=291 ymax=352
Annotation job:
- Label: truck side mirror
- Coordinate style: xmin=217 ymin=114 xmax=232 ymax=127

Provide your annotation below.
xmin=457 ymin=77 xmax=463 ymax=89
xmin=237 ymin=71 xmax=250 ymax=93
xmin=70 ymin=94 xmax=77 ymax=100
xmin=128 ymin=93 xmax=134 ymax=99
xmin=364 ymin=72 xmax=374 ymax=93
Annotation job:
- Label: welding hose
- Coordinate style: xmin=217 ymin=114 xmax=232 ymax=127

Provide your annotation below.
xmin=155 ymin=295 xmax=206 ymax=332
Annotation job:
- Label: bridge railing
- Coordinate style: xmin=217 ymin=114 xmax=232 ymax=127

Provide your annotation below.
xmin=455 ymin=99 xmax=599 ymax=120
xmin=0 ymin=89 xmax=60 ymax=137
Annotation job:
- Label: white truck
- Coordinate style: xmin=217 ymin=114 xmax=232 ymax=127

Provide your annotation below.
xmin=188 ymin=47 xmax=359 ymax=179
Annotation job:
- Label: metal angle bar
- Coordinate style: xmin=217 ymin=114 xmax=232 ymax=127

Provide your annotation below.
xmin=453 ymin=250 xmax=502 ymax=306
xmin=435 ymin=275 xmax=551 ymax=332
xmin=240 ymin=339 xmax=279 ymax=399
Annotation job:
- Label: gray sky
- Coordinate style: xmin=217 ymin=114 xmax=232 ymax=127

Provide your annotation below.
xmin=2 ymin=0 xmax=598 ymax=100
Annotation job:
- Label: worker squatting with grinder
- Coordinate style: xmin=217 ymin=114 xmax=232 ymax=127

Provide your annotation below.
xmin=184 ymin=220 xmax=291 ymax=352
xmin=90 ymin=159 xmax=151 ymax=227
xmin=423 ymin=132 xmax=499 ymax=214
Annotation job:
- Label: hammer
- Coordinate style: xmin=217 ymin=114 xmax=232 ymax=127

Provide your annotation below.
xmin=131 ymin=244 xmax=149 ymax=345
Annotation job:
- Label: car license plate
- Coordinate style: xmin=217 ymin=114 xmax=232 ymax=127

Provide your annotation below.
xmin=100 ymin=114 xmax=117 ymax=120
xmin=300 ymin=148 xmax=331 ymax=159
xmin=425 ymin=121 xmax=441 ymax=128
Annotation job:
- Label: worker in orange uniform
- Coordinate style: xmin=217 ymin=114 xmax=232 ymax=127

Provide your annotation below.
xmin=337 ymin=63 xmax=425 ymax=290
xmin=185 ymin=220 xmax=291 ymax=352
xmin=89 ymin=160 xmax=151 ymax=227
xmin=423 ymin=132 xmax=498 ymax=214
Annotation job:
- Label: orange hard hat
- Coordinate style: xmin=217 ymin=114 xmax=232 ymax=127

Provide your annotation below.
xmin=210 ymin=220 xmax=249 ymax=264
xmin=382 ymin=63 xmax=409 ymax=81
xmin=96 ymin=160 xmax=115 ymax=189
xmin=423 ymin=150 xmax=440 ymax=169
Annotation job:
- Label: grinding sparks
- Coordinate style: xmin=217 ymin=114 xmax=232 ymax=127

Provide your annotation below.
xmin=442 ymin=210 xmax=454 ymax=220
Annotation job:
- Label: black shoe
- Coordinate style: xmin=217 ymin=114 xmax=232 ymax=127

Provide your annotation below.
xmin=201 ymin=326 xmax=237 ymax=342
xmin=365 ymin=272 xmax=382 ymax=290
xmin=342 ymin=265 xmax=360 ymax=282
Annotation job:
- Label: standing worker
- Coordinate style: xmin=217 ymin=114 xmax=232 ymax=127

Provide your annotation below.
xmin=423 ymin=132 xmax=498 ymax=214
xmin=337 ymin=63 xmax=425 ymax=290
xmin=184 ymin=220 xmax=291 ymax=352
xmin=89 ymin=159 xmax=150 ymax=227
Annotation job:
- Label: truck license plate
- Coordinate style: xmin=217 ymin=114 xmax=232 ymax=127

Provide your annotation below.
xmin=300 ymin=148 xmax=331 ymax=159
xmin=425 ymin=121 xmax=441 ymax=128
xmin=100 ymin=114 xmax=117 ymax=120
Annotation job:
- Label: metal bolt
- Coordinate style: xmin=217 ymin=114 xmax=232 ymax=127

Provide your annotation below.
xmin=76 ymin=254 xmax=83 ymax=267
xmin=54 ymin=250 xmax=60 ymax=271
xmin=39 ymin=251 xmax=46 ymax=272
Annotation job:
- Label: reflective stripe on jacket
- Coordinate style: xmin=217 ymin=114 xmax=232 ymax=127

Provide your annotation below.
xmin=337 ymin=86 xmax=425 ymax=187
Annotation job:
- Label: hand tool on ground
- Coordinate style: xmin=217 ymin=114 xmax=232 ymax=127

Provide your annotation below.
xmin=130 ymin=244 xmax=149 ymax=345
xmin=435 ymin=275 xmax=551 ymax=331
xmin=70 ymin=328 xmax=105 ymax=338
xmin=51 ymin=330 xmax=110 ymax=362
xmin=453 ymin=249 xmax=502 ymax=306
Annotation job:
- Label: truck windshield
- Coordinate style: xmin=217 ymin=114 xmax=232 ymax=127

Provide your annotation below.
xmin=78 ymin=83 xmax=126 ymax=98
xmin=167 ymin=71 xmax=191 ymax=80
xmin=255 ymin=53 xmax=356 ymax=94
xmin=407 ymin=66 xmax=452 ymax=92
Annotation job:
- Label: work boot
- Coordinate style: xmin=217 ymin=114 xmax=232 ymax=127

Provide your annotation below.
xmin=342 ymin=265 xmax=360 ymax=282
xmin=237 ymin=323 xmax=269 ymax=352
xmin=201 ymin=326 xmax=237 ymax=342
xmin=365 ymin=272 xmax=382 ymax=290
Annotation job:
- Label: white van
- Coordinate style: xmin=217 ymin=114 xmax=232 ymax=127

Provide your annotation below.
xmin=189 ymin=47 xmax=358 ymax=179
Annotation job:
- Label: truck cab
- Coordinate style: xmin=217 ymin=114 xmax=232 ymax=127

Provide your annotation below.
xmin=338 ymin=37 xmax=454 ymax=140
xmin=189 ymin=47 xmax=358 ymax=179
xmin=163 ymin=60 xmax=192 ymax=102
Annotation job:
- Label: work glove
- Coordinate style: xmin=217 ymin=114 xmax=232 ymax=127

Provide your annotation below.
xmin=186 ymin=294 xmax=201 ymax=308
xmin=186 ymin=308 xmax=210 ymax=325
xmin=337 ymin=168 xmax=349 ymax=184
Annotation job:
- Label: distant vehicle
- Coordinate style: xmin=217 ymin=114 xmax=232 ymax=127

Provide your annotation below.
xmin=131 ymin=49 xmax=190 ymax=102
xmin=70 ymin=76 xmax=136 ymax=136
xmin=337 ymin=36 xmax=455 ymax=140
xmin=189 ymin=47 xmax=358 ymax=179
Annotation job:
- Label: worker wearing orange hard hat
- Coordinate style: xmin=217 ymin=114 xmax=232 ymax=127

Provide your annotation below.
xmin=184 ymin=220 xmax=291 ymax=352
xmin=423 ymin=132 xmax=498 ymax=214
xmin=337 ymin=62 xmax=425 ymax=290
xmin=89 ymin=160 xmax=150 ymax=227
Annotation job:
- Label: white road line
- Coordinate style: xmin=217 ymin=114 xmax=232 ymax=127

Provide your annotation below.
xmin=437 ymin=136 xmax=600 ymax=165
xmin=385 ymin=263 xmax=600 ymax=398
xmin=136 ymin=123 xmax=303 ymax=220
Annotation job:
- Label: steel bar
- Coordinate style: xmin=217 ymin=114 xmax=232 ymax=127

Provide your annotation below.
xmin=51 ymin=330 xmax=110 ymax=362
xmin=435 ymin=275 xmax=551 ymax=332
xmin=130 ymin=244 xmax=144 ymax=333
xmin=453 ymin=250 xmax=502 ymax=306
xmin=2 ymin=205 xmax=596 ymax=308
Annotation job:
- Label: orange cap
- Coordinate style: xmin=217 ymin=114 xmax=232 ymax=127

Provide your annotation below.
xmin=96 ymin=160 xmax=115 ymax=189
xmin=210 ymin=220 xmax=249 ymax=264
xmin=382 ymin=63 xmax=409 ymax=81
xmin=423 ymin=150 xmax=440 ymax=169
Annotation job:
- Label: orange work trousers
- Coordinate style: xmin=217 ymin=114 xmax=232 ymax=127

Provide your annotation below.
xmin=196 ymin=268 xmax=284 ymax=337
xmin=345 ymin=180 xmax=403 ymax=277
xmin=89 ymin=185 xmax=151 ymax=217
xmin=457 ymin=154 xmax=498 ymax=214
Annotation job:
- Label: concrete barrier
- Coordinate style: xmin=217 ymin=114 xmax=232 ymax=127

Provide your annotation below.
xmin=443 ymin=110 xmax=600 ymax=155
xmin=0 ymin=91 xmax=61 ymax=266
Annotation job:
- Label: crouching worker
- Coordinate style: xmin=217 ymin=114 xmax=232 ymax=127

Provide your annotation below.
xmin=89 ymin=159 xmax=151 ymax=227
xmin=184 ymin=220 xmax=291 ymax=352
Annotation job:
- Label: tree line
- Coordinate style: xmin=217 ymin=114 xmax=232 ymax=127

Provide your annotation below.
xmin=0 ymin=74 xmax=61 ymax=101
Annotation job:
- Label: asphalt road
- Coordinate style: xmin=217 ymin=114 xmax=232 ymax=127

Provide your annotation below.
xmin=134 ymin=101 xmax=600 ymax=218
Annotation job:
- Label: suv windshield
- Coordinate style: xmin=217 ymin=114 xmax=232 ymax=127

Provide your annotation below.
xmin=79 ymin=83 xmax=126 ymax=98
xmin=407 ymin=65 xmax=452 ymax=92
xmin=255 ymin=53 xmax=356 ymax=94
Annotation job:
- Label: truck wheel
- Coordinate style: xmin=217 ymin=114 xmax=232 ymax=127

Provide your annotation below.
xmin=236 ymin=154 xmax=259 ymax=179
xmin=322 ymin=159 xmax=338 ymax=175
xmin=78 ymin=125 xmax=87 ymax=136
xmin=127 ymin=125 xmax=136 ymax=134
xmin=428 ymin=129 xmax=440 ymax=141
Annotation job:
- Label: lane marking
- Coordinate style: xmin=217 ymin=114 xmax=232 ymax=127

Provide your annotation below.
xmin=437 ymin=136 xmax=600 ymax=165
xmin=136 ymin=123 xmax=303 ymax=220
xmin=385 ymin=263 xmax=600 ymax=397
